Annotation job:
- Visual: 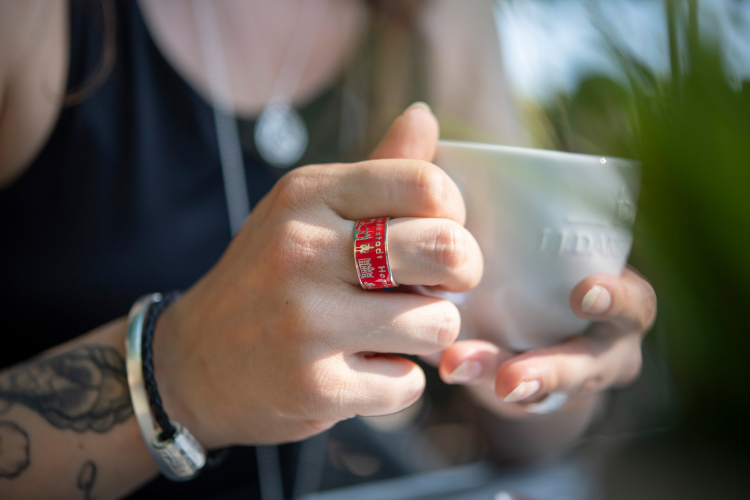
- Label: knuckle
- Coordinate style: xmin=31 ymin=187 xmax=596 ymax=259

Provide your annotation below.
xmin=359 ymin=368 xmax=425 ymax=416
xmin=298 ymin=359 xmax=350 ymax=415
xmin=409 ymin=162 xmax=448 ymax=214
xmin=434 ymin=305 xmax=461 ymax=350
xmin=274 ymin=166 xmax=321 ymax=210
xmin=430 ymin=224 xmax=469 ymax=274
xmin=616 ymin=343 xmax=644 ymax=386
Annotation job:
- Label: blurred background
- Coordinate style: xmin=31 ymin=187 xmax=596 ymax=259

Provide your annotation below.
xmin=501 ymin=0 xmax=750 ymax=498
xmin=501 ymin=0 xmax=750 ymax=442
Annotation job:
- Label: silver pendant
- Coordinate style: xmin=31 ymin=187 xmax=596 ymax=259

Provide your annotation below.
xmin=254 ymin=99 xmax=308 ymax=168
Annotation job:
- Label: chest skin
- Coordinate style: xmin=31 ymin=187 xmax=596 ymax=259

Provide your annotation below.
xmin=0 ymin=0 xmax=367 ymax=190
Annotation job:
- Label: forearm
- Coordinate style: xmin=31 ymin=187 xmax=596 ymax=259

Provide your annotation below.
xmin=465 ymin=385 xmax=604 ymax=463
xmin=0 ymin=318 xmax=158 ymax=499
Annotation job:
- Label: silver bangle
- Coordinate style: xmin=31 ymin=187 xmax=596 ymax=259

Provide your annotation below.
xmin=126 ymin=293 xmax=207 ymax=481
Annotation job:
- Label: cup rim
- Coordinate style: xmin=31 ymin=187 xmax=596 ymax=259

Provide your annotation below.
xmin=437 ymin=139 xmax=640 ymax=167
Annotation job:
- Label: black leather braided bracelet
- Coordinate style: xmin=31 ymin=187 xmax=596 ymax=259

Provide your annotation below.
xmin=141 ymin=291 xmax=181 ymax=440
xmin=141 ymin=291 xmax=229 ymax=469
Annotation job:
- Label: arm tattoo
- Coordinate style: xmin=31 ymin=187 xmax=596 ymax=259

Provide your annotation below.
xmin=77 ymin=460 xmax=97 ymax=500
xmin=0 ymin=346 xmax=133 ymax=432
xmin=0 ymin=421 xmax=31 ymax=478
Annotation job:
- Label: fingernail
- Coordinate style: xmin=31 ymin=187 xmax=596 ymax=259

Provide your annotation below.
xmin=448 ymin=360 xmax=482 ymax=384
xmin=581 ymin=285 xmax=611 ymax=314
xmin=503 ymin=380 xmax=541 ymax=403
xmin=406 ymin=101 xmax=431 ymax=114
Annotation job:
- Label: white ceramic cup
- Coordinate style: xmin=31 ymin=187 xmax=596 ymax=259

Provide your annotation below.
xmin=435 ymin=140 xmax=640 ymax=351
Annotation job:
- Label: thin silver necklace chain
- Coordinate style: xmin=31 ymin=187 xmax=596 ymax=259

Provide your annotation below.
xmin=193 ymin=0 xmax=250 ymax=235
xmin=193 ymin=0 xmax=329 ymax=232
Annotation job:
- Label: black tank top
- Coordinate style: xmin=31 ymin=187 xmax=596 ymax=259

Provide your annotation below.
xmin=0 ymin=1 xmax=354 ymax=497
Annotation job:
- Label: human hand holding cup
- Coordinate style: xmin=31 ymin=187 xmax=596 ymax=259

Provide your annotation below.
xmin=149 ymin=103 xmax=486 ymax=448
xmin=436 ymin=141 xmax=640 ymax=351
xmin=433 ymin=140 xmax=655 ymax=415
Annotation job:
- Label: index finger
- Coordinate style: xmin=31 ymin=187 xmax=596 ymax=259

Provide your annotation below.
xmin=309 ymin=160 xmax=466 ymax=224
xmin=494 ymin=327 xmax=643 ymax=404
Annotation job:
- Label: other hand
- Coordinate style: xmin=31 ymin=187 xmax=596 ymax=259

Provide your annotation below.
xmin=438 ymin=267 xmax=656 ymax=418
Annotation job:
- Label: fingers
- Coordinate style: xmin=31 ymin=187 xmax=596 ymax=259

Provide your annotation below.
xmin=435 ymin=268 xmax=655 ymax=414
xmin=493 ymin=330 xmax=643 ymax=404
xmin=570 ymin=267 xmax=657 ymax=334
xmin=314 ymin=159 xmax=466 ymax=224
xmin=298 ymin=102 xmax=453 ymax=221
xmin=324 ymin=217 xmax=482 ymax=292
xmin=347 ymin=354 xmax=426 ymax=417
xmin=278 ymin=101 xmax=455 ymax=223
xmin=302 ymin=354 xmax=426 ymax=420
xmin=438 ymin=340 xmax=514 ymax=386
xmin=369 ymin=102 xmax=440 ymax=162
xmin=487 ymin=268 xmax=652 ymax=403
xmin=264 ymin=103 xmax=455 ymax=423
xmin=388 ymin=218 xmax=483 ymax=290
xmin=334 ymin=292 xmax=462 ymax=357
xmin=438 ymin=333 xmax=640 ymax=401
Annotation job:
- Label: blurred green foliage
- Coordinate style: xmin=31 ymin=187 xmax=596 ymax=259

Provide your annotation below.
xmin=530 ymin=0 xmax=750 ymax=438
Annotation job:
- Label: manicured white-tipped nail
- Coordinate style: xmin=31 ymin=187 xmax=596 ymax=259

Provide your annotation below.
xmin=448 ymin=360 xmax=482 ymax=384
xmin=503 ymin=380 xmax=541 ymax=403
xmin=581 ymin=285 xmax=612 ymax=314
xmin=407 ymin=101 xmax=431 ymax=113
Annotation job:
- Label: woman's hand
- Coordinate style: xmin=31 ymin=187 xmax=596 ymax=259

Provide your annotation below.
xmin=152 ymin=103 xmax=483 ymax=448
xmin=438 ymin=267 xmax=656 ymax=419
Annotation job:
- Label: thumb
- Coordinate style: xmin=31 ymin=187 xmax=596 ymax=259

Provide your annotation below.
xmin=369 ymin=102 xmax=439 ymax=161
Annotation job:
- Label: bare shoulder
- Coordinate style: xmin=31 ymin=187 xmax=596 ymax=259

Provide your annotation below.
xmin=0 ymin=0 xmax=68 ymax=190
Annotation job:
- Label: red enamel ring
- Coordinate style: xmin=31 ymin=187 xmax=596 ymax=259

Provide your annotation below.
xmin=353 ymin=217 xmax=398 ymax=289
